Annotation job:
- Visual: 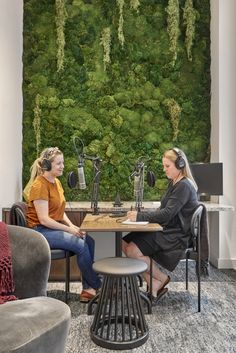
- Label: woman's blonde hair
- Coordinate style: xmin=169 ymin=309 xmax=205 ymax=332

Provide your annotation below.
xmin=163 ymin=148 xmax=198 ymax=191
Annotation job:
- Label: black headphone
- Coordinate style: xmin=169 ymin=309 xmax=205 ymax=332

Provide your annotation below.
xmin=41 ymin=147 xmax=60 ymax=171
xmin=41 ymin=158 xmax=52 ymax=171
xmin=147 ymin=170 xmax=156 ymax=187
xmin=172 ymin=148 xmax=186 ymax=170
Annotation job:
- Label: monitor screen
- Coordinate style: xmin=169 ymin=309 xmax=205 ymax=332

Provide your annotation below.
xmin=190 ymin=163 xmax=223 ymax=196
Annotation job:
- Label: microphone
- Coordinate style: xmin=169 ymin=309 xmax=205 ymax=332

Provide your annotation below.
xmin=78 ymin=157 xmax=86 ymax=189
xmin=134 ymin=175 xmax=141 ymax=196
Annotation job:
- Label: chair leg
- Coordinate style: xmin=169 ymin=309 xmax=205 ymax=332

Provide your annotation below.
xmin=149 ymin=257 xmax=153 ymax=306
xmin=65 ymin=251 xmax=70 ymax=303
xmin=197 ymin=263 xmax=201 ymax=312
xmin=185 ymin=253 xmax=189 ymax=290
xmin=137 ymin=274 xmax=143 ymax=287
xmin=197 ymin=253 xmax=201 ymax=312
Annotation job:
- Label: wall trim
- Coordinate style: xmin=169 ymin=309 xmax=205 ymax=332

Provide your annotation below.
xmin=217 ymin=258 xmax=236 ymax=270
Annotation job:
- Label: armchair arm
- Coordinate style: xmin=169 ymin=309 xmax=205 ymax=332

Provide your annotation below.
xmin=8 ymin=225 xmax=51 ymax=299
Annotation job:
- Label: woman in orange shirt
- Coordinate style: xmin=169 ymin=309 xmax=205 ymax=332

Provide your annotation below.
xmin=26 ymin=147 xmax=101 ymax=303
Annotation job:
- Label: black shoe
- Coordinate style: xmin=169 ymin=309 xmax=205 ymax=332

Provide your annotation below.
xmin=150 ymin=288 xmax=168 ymax=305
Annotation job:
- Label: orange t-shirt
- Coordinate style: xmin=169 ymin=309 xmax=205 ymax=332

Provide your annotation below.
xmin=27 ymin=175 xmax=66 ymax=228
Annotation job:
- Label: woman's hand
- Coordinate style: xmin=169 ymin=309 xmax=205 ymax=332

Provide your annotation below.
xmin=68 ymin=224 xmax=86 ymax=238
xmin=127 ymin=210 xmax=138 ymax=221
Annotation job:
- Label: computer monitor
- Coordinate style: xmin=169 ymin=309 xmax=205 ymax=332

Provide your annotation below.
xmin=190 ymin=163 xmax=223 ymax=196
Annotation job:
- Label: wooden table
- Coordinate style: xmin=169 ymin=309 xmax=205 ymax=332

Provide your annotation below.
xmin=80 ymin=213 xmax=162 ymax=257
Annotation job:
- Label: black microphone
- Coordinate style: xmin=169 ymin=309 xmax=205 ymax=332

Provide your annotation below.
xmin=78 ymin=157 xmax=86 ymax=190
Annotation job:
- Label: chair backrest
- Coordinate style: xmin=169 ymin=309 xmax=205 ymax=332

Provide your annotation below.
xmin=10 ymin=202 xmax=28 ymax=227
xmin=190 ymin=205 xmax=203 ymax=250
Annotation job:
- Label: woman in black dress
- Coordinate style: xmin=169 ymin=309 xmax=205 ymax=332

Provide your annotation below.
xmin=122 ymin=148 xmax=199 ymax=301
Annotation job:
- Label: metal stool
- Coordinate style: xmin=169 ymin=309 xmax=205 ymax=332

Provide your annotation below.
xmin=89 ymin=257 xmax=149 ymax=350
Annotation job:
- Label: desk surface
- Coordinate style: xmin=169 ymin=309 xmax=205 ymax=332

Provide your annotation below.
xmin=80 ymin=213 xmax=162 ymax=257
xmin=65 ymin=201 xmax=234 ymax=212
xmin=80 ymin=214 xmax=162 ymax=233
xmin=2 ymin=201 xmax=234 ymax=214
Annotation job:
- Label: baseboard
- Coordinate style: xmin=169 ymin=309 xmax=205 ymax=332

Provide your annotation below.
xmin=217 ymin=258 xmax=236 ymax=270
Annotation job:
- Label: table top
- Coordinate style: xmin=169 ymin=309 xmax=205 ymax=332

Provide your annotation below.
xmin=64 ymin=201 xmax=234 ymax=212
xmin=2 ymin=201 xmax=234 ymax=213
xmin=80 ymin=213 xmax=163 ymax=233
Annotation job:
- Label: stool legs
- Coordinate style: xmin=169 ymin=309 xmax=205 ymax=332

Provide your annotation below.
xmin=90 ymin=274 xmax=149 ymax=350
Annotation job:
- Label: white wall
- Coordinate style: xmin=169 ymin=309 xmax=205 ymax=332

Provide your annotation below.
xmin=0 ymin=0 xmax=23 ymax=219
xmin=211 ymin=0 xmax=236 ymax=269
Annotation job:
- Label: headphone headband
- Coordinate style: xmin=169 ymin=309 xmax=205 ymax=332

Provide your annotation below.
xmin=43 ymin=147 xmax=60 ymax=160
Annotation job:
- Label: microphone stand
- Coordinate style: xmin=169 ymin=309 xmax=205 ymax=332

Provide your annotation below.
xmin=130 ymin=159 xmax=145 ymax=212
xmin=83 ymin=154 xmax=102 ymax=215
xmin=135 ymin=163 xmax=144 ymax=212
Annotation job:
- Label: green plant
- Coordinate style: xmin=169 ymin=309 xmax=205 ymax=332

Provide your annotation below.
xmin=100 ymin=27 xmax=111 ymax=70
xmin=183 ymin=0 xmax=196 ymax=61
xmin=117 ymin=0 xmax=125 ymax=47
xmin=166 ymin=0 xmax=180 ymax=66
xmin=130 ymin=0 xmax=140 ymax=12
xmin=55 ymin=0 xmax=67 ymax=72
xmin=163 ymin=98 xmax=182 ymax=141
xmin=23 ymin=0 xmax=211 ymax=201
xmin=33 ymin=94 xmax=42 ymax=156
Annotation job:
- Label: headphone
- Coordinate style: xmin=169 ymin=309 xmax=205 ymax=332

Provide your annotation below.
xmin=147 ymin=170 xmax=156 ymax=187
xmin=41 ymin=147 xmax=60 ymax=172
xmin=172 ymin=148 xmax=186 ymax=170
xmin=41 ymin=158 xmax=52 ymax=171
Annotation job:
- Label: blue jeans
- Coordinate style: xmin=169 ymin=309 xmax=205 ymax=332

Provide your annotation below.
xmin=34 ymin=225 xmax=101 ymax=290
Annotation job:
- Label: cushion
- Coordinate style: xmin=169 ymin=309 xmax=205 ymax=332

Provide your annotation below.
xmin=0 ymin=297 xmax=71 ymax=353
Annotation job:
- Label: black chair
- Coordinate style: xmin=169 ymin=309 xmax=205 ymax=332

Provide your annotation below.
xmin=9 ymin=202 xmax=75 ymax=303
xmin=185 ymin=204 xmax=203 ymax=312
xmin=149 ymin=204 xmax=204 ymax=312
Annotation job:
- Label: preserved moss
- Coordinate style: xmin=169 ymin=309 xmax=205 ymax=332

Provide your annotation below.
xmin=23 ymin=0 xmax=210 ymax=201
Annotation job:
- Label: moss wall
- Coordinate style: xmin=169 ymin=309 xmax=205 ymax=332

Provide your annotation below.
xmin=23 ymin=0 xmax=211 ymax=201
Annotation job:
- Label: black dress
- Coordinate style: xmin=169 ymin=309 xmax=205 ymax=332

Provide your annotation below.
xmin=123 ymin=178 xmax=199 ymax=271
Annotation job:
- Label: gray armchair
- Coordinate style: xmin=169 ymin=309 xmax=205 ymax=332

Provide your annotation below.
xmin=0 ymin=225 xmax=71 ymax=353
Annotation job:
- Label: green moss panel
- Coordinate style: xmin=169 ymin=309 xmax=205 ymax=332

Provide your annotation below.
xmin=23 ymin=0 xmax=210 ymax=201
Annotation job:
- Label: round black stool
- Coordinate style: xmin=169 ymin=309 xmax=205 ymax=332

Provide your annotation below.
xmin=90 ymin=257 xmax=149 ymax=350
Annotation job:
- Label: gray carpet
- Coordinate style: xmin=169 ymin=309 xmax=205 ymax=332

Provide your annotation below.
xmin=47 ymin=262 xmax=236 ymax=353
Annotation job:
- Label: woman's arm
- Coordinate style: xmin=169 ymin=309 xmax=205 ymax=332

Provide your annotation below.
xmin=34 ymin=200 xmax=83 ymax=237
xmin=137 ymin=182 xmax=191 ymax=224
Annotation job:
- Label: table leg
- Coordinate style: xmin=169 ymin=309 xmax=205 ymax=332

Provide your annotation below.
xmin=115 ymin=231 xmax=122 ymax=257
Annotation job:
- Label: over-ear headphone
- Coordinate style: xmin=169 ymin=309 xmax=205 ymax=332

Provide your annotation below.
xmin=172 ymin=148 xmax=186 ymax=170
xmin=41 ymin=158 xmax=52 ymax=171
xmin=41 ymin=147 xmax=60 ymax=171
xmin=147 ymin=170 xmax=156 ymax=187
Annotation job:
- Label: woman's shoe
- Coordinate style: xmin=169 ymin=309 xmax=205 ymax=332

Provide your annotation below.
xmin=151 ymin=287 xmax=168 ymax=305
xmin=159 ymin=275 xmax=171 ymax=290
xmin=149 ymin=275 xmax=171 ymax=305
xmin=80 ymin=290 xmax=97 ymax=303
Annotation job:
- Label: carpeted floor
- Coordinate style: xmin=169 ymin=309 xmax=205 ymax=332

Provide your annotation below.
xmin=47 ymin=262 xmax=236 ymax=353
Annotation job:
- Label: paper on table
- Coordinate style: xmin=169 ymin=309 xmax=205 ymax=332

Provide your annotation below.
xmin=121 ymin=219 xmax=149 ymax=225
